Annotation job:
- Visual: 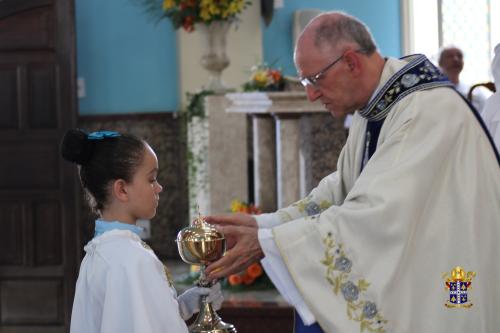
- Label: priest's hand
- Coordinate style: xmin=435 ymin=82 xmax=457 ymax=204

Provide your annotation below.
xmin=204 ymin=213 xmax=257 ymax=228
xmin=205 ymin=225 xmax=264 ymax=280
xmin=204 ymin=214 xmax=257 ymax=250
xmin=177 ymin=283 xmax=223 ymax=320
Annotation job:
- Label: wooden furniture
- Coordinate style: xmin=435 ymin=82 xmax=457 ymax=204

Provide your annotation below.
xmin=467 ymin=81 xmax=496 ymax=101
xmin=219 ymin=300 xmax=294 ymax=333
xmin=0 ymin=1 xmax=79 ymax=332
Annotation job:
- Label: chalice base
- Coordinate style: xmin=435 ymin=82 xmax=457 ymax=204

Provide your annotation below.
xmin=189 ymin=298 xmax=237 ymax=333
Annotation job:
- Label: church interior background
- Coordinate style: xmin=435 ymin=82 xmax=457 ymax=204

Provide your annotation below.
xmin=0 ymin=0 xmax=498 ymax=331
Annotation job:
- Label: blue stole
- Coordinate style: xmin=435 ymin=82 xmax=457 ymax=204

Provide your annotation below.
xmin=294 ymin=310 xmax=324 ymax=333
xmin=94 ymin=219 xmax=143 ymax=238
xmin=358 ymin=54 xmax=453 ymax=170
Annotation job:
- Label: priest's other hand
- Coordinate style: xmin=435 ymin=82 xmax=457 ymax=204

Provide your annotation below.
xmin=205 ymin=225 xmax=264 ymax=280
xmin=205 ymin=213 xmax=257 ymax=249
xmin=205 ymin=213 xmax=257 ymax=228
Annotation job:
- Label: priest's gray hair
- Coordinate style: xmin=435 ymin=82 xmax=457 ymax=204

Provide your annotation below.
xmin=313 ymin=11 xmax=377 ymax=55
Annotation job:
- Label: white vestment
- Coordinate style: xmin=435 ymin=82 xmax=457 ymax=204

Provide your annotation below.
xmin=257 ymin=57 xmax=500 ymax=333
xmin=70 ymin=230 xmax=188 ymax=333
xmin=481 ymin=43 xmax=500 ymax=152
xmin=455 ymin=81 xmax=490 ymax=112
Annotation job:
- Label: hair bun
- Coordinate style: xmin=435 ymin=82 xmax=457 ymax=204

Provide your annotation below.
xmin=60 ymin=129 xmax=94 ymax=165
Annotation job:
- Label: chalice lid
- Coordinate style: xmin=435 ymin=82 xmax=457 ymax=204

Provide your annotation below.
xmin=176 ymin=212 xmax=224 ymax=243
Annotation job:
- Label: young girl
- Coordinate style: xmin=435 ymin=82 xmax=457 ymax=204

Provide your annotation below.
xmin=61 ymin=129 xmax=222 ymax=333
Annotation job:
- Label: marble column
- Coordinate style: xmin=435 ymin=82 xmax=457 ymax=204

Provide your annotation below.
xmin=252 ymin=115 xmax=276 ymax=212
xmin=274 ymin=114 xmax=301 ymax=208
xmin=190 ymin=95 xmax=248 ymax=219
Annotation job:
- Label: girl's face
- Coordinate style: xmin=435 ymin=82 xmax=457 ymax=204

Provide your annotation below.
xmin=126 ymin=144 xmax=163 ymax=221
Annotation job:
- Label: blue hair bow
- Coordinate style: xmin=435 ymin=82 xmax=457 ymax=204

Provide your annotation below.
xmin=87 ymin=130 xmax=121 ymax=140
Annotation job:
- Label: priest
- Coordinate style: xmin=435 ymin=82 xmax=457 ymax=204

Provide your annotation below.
xmin=206 ymin=11 xmax=500 ymax=333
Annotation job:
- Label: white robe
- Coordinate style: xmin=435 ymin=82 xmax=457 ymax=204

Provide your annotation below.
xmin=257 ymin=57 xmax=500 ymax=332
xmin=70 ymin=230 xmax=188 ymax=333
xmin=455 ymin=81 xmax=490 ymax=112
xmin=481 ymin=43 xmax=500 ymax=152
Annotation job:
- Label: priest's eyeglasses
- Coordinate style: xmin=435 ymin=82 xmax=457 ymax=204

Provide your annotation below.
xmin=300 ymin=48 xmax=367 ymax=88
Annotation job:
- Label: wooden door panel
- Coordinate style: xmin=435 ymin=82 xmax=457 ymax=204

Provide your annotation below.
xmin=0 ymin=279 xmax=63 ymax=324
xmin=34 ymin=201 xmax=62 ymax=266
xmin=0 ymin=0 xmax=77 ymax=331
xmin=0 ymin=66 xmax=19 ymax=129
xmin=0 ymin=142 xmax=60 ymax=190
xmin=0 ymin=5 xmax=54 ymax=51
xmin=0 ymin=203 xmax=25 ymax=266
xmin=28 ymin=64 xmax=58 ymax=129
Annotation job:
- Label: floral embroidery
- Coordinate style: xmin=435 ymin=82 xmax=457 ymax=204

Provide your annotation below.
xmin=305 ymin=201 xmax=321 ymax=216
xmin=292 ymin=195 xmax=332 ymax=217
xmin=321 ymin=233 xmax=387 ymax=333
xmin=400 ymin=73 xmax=419 ymax=88
xmin=277 ymin=210 xmax=294 ymax=223
xmin=335 ymin=256 xmax=352 ymax=272
xmin=362 ymin=301 xmax=378 ymax=319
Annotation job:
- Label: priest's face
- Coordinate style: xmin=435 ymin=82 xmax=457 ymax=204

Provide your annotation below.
xmin=295 ymin=40 xmax=360 ymax=118
xmin=439 ymin=47 xmax=464 ymax=78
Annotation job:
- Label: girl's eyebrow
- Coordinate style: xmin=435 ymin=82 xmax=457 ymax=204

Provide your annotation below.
xmin=148 ymin=168 xmax=158 ymax=174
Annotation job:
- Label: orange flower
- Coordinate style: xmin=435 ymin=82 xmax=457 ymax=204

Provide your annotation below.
xmin=247 ymin=263 xmax=263 ymax=278
xmin=247 ymin=204 xmax=262 ymax=215
xmin=241 ymin=273 xmax=255 ymax=285
xmin=228 ymin=274 xmax=242 ymax=286
xmin=269 ymin=69 xmax=282 ymax=82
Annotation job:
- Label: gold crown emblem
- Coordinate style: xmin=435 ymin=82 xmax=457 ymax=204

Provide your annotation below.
xmin=442 ymin=266 xmax=476 ymax=308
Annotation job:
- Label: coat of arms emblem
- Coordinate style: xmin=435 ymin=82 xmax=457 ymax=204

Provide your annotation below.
xmin=443 ymin=266 xmax=476 ymax=308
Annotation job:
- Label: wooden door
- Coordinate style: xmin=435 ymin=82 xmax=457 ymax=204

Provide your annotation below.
xmin=0 ymin=0 xmax=78 ymax=332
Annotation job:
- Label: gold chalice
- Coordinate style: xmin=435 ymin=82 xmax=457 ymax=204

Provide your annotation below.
xmin=176 ymin=213 xmax=237 ymax=333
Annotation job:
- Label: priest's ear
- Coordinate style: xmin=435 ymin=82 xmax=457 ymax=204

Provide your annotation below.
xmin=344 ymin=49 xmax=363 ymax=76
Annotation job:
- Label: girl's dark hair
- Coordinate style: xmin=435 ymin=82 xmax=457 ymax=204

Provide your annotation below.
xmin=60 ymin=129 xmax=146 ymax=213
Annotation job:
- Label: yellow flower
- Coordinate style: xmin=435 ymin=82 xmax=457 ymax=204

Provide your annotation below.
xmin=253 ymin=70 xmax=269 ymax=86
xmin=231 ymin=200 xmax=244 ymax=213
xmin=209 ymin=4 xmax=221 ymax=16
xmin=162 ymin=0 xmax=175 ymax=10
xmin=200 ymin=8 xmax=212 ymax=21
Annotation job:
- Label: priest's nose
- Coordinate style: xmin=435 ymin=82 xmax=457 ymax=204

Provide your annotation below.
xmin=305 ymin=85 xmax=321 ymax=102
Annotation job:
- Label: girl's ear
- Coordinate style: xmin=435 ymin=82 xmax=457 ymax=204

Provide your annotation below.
xmin=112 ymin=179 xmax=129 ymax=202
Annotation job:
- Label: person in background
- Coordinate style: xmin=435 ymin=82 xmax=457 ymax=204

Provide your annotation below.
xmin=481 ymin=43 xmax=500 ymax=151
xmin=204 ymin=11 xmax=500 ymax=333
xmin=61 ymin=129 xmax=223 ymax=333
xmin=438 ymin=45 xmax=490 ymax=111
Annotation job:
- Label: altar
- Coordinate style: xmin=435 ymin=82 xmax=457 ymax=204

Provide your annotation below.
xmin=191 ymin=91 xmax=347 ymax=215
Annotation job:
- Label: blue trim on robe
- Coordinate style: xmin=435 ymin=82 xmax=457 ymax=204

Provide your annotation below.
xmin=360 ymin=119 xmax=386 ymax=171
xmin=294 ymin=310 xmax=324 ymax=333
xmin=94 ymin=219 xmax=143 ymax=238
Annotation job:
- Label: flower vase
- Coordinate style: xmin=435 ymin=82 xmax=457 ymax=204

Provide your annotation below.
xmin=197 ymin=21 xmax=231 ymax=93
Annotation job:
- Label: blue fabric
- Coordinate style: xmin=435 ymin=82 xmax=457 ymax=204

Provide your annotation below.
xmin=294 ymin=310 xmax=324 ymax=333
xmin=87 ymin=130 xmax=121 ymax=140
xmin=359 ymin=54 xmax=453 ymax=122
xmin=94 ymin=219 xmax=143 ymax=238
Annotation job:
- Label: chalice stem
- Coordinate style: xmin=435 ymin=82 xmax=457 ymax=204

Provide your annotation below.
xmin=198 ymin=265 xmax=210 ymax=287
